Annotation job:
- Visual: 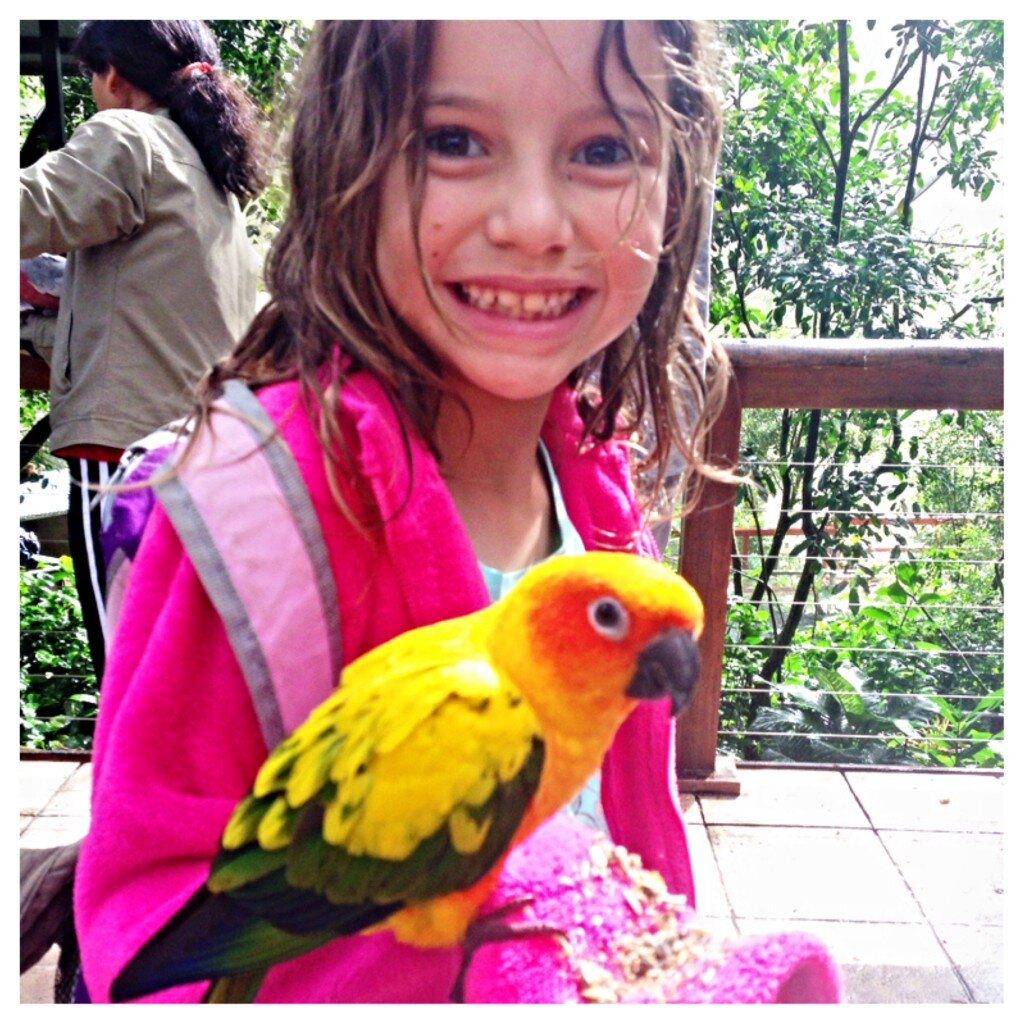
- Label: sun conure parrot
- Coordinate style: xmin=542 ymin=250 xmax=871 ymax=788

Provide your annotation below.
xmin=111 ymin=551 xmax=704 ymax=1003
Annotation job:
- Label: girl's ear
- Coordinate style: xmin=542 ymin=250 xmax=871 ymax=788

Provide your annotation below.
xmin=91 ymin=66 xmax=123 ymax=112
xmin=105 ymin=66 xmax=127 ymax=97
xmin=95 ymin=65 xmax=157 ymax=114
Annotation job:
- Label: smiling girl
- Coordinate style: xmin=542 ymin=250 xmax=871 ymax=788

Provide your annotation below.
xmin=76 ymin=20 xmax=732 ymax=1002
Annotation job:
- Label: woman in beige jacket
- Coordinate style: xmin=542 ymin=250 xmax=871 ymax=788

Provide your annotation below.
xmin=20 ymin=21 xmax=267 ymax=680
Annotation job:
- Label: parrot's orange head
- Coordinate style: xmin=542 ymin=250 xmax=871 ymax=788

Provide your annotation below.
xmin=490 ymin=552 xmax=704 ymax=739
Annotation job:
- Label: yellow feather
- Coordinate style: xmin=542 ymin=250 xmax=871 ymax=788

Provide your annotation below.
xmin=253 ymin=735 xmax=302 ymax=797
xmin=461 ymin=772 xmax=497 ymax=806
xmin=321 ymin=675 xmax=537 ymax=861
xmin=284 ymin=732 xmax=341 ymax=807
xmin=221 ymin=794 xmax=264 ymax=850
xmin=321 ymin=795 xmax=361 ymax=848
xmin=330 ymin=730 xmax=374 ymax=785
xmin=256 ymin=794 xmax=296 ymax=850
xmin=448 ymin=805 xmax=493 ymax=854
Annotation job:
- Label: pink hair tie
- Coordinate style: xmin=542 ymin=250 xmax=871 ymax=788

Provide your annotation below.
xmin=180 ymin=61 xmax=214 ymax=77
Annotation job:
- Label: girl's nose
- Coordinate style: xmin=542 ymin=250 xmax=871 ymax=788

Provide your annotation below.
xmin=484 ymin=162 xmax=573 ymax=255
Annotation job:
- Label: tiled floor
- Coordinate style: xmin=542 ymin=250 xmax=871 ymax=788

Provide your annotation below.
xmin=19 ymin=758 xmax=1003 ymax=1003
xmin=682 ymin=766 xmax=1004 ymax=1003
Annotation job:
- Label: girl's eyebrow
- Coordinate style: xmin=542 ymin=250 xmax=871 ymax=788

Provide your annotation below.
xmin=578 ymin=103 xmax=660 ymax=131
xmin=424 ymin=92 xmax=490 ymax=113
xmin=425 ymin=93 xmax=658 ymax=130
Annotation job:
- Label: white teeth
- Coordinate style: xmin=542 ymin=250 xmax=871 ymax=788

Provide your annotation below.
xmin=458 ymin=284 xmax=579 ymax=320
xmin=496 ymin=289 xmax=519 ymax=313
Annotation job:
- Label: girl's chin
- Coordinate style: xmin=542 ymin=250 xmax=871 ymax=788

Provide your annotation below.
xmin=442 ymin=364 xmax=568 ymax=407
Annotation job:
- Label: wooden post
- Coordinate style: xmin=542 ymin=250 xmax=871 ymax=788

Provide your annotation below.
xmin=676 ymin=371 xmax=743 ymax=793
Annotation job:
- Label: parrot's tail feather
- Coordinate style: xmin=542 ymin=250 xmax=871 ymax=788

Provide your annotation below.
xmin=111 ymin=889 xmax=335 ymax=1002
xmin=203 ymin=971 xmax=267 ymax=1003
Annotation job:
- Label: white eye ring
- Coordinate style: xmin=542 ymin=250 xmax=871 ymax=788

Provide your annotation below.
xmin=587 ymin=596 xmax=630 ymax=641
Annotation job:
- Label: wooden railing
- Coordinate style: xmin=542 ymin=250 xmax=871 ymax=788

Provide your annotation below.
xmin=675 ymin=339 xmax=1004 ymax=793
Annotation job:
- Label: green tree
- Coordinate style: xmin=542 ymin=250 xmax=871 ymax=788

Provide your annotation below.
xmin=712 ymin=20 xmax=1003 ymax=766
xmin=20 ymin=557 xmax=96 ymax=749
xmin=715 ymin=19 xmax=1002 ymax=339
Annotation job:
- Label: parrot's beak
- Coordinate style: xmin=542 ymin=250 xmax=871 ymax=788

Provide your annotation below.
xmin=627 ymin=628 xmax=701 ymax=716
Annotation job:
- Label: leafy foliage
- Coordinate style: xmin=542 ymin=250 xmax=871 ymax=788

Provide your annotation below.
xmin=714 ymin=19 xmax=1003 ymax=339
xmin=722 ymin=408 xmax=1003 ymax=768
xmin=20 ymin=390 xmax=49 ymax=434
xmin=748 ymin=663 xmax=943 ymax=766
xmin=20 ymin=557 xmax=96 ymax=749
xmin=207 ymin=20 xmax=311 ymax=110
xmin=206 ymin=20 xmax=311 ymax=255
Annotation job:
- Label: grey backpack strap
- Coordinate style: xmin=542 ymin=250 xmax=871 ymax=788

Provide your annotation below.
xmin=152 ymin=379 xmax=341 ymax=749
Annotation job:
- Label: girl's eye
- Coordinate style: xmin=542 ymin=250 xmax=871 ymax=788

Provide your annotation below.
xmin=572 ymin=136 xmax=634 ymax=167
xmin=424 ymin=126 xmax=485 ymax=159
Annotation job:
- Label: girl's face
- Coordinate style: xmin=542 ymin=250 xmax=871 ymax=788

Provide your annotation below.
xmin=376 ymin=21 xmax=670 ymax=408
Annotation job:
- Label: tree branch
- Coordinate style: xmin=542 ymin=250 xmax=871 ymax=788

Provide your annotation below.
xmin=808 ymin=112 xmax=838 ymax=174
xmin=724 ymin=205 xmax=763 ymax=338
xmin=756 ymin=410 xmax=827 ymax=686
xmin=940 ymin=295 xmax=1004 ymax=331
xmin=751 ymin=410 xmax=797 ymax=609
xmin=851 ymin=38 xmax=918 ymax=134
xmin=900 ymin=28 xmax=932 ymax=231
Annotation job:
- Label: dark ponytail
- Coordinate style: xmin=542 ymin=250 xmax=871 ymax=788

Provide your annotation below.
xmin=72 ymin=20 xmax=268 ymax=201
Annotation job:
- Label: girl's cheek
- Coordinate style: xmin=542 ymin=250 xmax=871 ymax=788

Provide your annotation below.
xmin=621 ymin=216 xmax=665 ymax=267
xmin=424 ymin=220 xmax=445 ymax=263
xmin=612 ymin=176 xmax=668 ymax=248
xmin=640 ymin=210 xmax=670 ymax=261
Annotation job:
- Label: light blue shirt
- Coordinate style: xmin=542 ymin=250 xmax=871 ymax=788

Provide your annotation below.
xmin=478 ymin=441 xmax=609 ymax=835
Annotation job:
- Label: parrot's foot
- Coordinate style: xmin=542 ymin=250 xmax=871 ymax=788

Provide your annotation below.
xmin=450 ymin=896 xmax=570 ymax=1003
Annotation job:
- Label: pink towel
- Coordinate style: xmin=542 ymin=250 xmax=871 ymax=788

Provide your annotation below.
xmin=463 ymin=815 xmax=843 ymax=1003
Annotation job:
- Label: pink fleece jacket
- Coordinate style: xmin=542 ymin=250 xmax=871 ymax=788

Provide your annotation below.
xmin=75 ymin=371 xmax=693 ymax=1002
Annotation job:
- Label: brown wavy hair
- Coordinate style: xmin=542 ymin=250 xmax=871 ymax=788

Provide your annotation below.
xmin=193 ymin=20 xmax=731 ymax=521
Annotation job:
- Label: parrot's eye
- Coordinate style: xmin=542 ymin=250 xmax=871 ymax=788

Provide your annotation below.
xmin=587 ymin=596 xmax=630 ymax=641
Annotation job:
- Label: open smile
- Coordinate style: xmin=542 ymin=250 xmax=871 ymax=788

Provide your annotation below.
xmin=452 ymin=282 xmax=587 ymax=322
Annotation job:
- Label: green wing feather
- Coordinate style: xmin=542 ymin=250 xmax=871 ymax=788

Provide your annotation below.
xmin=204 ymin=972 xmax=265 ymax=1004
xmin=113 ymin=623 xmax=545 ymax=1001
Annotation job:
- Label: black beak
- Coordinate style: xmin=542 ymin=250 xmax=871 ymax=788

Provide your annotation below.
xmin=627 ymin=628 xmax=700 ymax=716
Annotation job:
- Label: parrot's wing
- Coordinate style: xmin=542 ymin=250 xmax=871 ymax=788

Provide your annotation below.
xmin=216 ymin=639 xmax=545 ymax=915
xmin=113 ymin=628 xmax=544 ymax=999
